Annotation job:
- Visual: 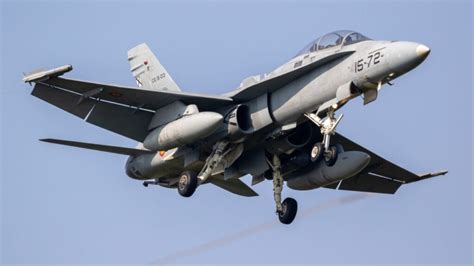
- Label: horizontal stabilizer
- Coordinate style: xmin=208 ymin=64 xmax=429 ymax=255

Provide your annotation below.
xmin=40 ymin=138 xmax=154 ymax=156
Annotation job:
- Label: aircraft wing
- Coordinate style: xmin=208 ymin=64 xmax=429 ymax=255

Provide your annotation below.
xmin=40 ymin=138 xmax=153 ymax=156
xmin=325 ymin=133 xmax=447 ymax=194
xmin=227 ymin=50 xmax=355 ymax=102
xmin=41 ymin=77 xmax=233 ymax=111
xmin=28 ymin=73 xmax=233 ymax=142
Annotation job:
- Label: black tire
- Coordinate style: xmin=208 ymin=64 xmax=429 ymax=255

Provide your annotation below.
xmin=278 ymin=197 xmax=298 ymax=224
xmin=264 ymin=170 xmax=273 ymax=180
xmin=324 ymin=145 xmax=338 ymax=167
xmin=310 ymin=142 xmax=324 ymax=162
xmin=177 ymin=171 xmax=198 ymax=197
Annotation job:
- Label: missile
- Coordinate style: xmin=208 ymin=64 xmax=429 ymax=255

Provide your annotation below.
xmin=23 ymin=64 xmax=73 ymax=83
xmin=143 ymin=111 xmax=223 ymax=151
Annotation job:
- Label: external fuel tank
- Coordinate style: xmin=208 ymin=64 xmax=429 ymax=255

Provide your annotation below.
xmin=143 ymin=111 xmax=223 ymax=151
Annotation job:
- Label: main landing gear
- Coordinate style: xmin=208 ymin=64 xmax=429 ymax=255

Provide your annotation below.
xmin=270 ymin=154 xmax=298 ymax=224
xmin=305 ymin=107 xmax=343 ymax=167
xmin=177 ymin=170 xmax=198 ymax=197
xmin=176 ymin=140 xmax=230 ymax=198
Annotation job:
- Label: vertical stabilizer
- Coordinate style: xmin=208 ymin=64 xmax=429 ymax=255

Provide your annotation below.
xmin=127 ymin=43 xmax=181 ymax=91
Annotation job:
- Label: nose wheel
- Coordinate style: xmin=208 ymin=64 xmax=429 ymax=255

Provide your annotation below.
xmin=310 ymin=142 xmax=338 ymax=166
xmin=310 ymin=142 xmax=324 ymax=162
xmin=305 ymin=108 xmax=342 ymax=167
xmin=324 ymin=145 xmax=338 ymax=166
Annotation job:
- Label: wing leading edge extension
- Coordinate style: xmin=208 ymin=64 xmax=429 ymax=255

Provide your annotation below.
xmin=227 ymin=50 xmax=355 ymax=102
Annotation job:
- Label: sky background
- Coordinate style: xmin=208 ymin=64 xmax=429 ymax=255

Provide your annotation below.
xmin=1 ymin=0 xmax=472 ymax=265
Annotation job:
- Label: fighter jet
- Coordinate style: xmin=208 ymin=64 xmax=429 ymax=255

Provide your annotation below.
xmin=24 ymin=30 xmax=447 ymax=224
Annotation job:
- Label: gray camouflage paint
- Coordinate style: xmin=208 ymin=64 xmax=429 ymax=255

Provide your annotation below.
xmin=126 ymin=32 xmax=430 ymax=190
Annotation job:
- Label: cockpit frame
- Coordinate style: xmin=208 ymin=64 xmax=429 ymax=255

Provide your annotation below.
xmin=295 ymin=30 xmax=370 ymax=57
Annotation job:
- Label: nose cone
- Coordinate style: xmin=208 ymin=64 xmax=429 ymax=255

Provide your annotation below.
xmin=416 ymin=44 xmax=431 ymax=58
xmin=388 ymin=41 xmax=431 ymax=76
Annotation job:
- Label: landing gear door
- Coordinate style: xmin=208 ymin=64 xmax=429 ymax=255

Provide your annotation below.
xmin=336 ymin=81 xmax=359 ymax=106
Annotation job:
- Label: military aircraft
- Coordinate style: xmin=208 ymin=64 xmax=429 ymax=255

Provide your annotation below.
xmin=24 ymin=30 xmax=447 ymax=224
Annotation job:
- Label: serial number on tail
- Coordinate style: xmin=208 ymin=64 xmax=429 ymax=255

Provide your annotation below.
xmin=151 ymin=73 xmax=166 ymax=83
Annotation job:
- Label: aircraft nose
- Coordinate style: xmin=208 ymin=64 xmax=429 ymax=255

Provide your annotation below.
xmin=388 ymin=41 xmax=430 ymax=75
xmin=416 ymin=44 xmax=431 ymax=58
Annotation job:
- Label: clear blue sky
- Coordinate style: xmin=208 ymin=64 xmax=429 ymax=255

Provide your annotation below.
xmin=1 ymin=0 xmax=472 ymax=265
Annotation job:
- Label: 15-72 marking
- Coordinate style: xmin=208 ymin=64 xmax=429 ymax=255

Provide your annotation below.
xmin=355 ymin=51 xmax=383 ymax=73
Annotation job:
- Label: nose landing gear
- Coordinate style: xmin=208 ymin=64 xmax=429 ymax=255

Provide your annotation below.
xmin=323 ymin=145 xmax=338 ymax=166
xmin=305 ymin=107 xmax=343 ymax=166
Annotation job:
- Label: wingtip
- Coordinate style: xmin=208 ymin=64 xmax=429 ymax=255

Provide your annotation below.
xmin=39 ymin=138 xmax=59 ymax=144
xmin=23 ymin=65 xmax=72 ymax=83
xmin=419 ymin=170 xmax=448 ymax=179
xmin=431 ymin=170 xmax=448 ymax=177
xmin=438 ymin=170 xmax=448 ymax=176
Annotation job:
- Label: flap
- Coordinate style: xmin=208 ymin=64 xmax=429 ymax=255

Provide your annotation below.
xmin=337 ymin=173 xmax=403 ymax=194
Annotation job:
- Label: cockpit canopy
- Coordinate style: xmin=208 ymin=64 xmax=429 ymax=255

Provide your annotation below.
xmin=295 ymin=30 xmax=370 ymax=57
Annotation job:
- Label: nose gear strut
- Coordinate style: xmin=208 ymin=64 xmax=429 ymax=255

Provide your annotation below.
xmin=305 ymin=107 xmax=343 ymax=166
